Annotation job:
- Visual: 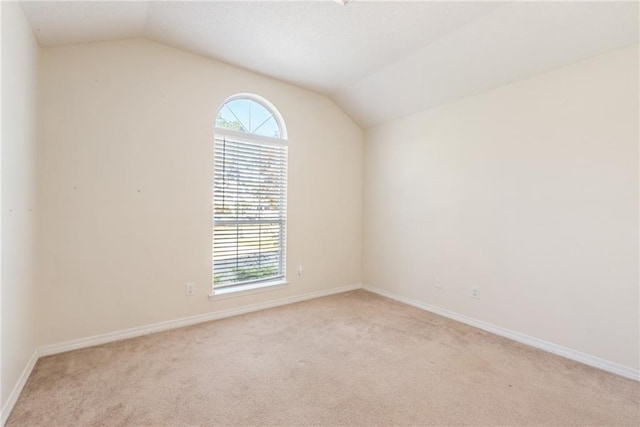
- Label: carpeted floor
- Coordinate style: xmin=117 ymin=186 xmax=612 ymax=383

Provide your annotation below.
xmin=7 ymin=290 xmax=640 ymax=426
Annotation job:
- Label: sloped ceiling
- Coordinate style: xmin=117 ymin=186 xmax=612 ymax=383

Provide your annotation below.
xmin=20 ymin=1 xmax=639 ymax=128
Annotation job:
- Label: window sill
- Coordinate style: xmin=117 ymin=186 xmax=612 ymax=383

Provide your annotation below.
xmin=208 ymin=280 xmax=288 ymax=301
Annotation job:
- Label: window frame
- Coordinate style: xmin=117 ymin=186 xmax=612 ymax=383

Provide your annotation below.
xmin=217 ymin=93 xmax=288 ymax=141
xmin=210 ymin=94 xmax=289 ymax=298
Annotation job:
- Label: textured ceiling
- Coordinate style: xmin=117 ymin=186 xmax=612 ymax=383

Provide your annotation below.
xmin=337 ymin=1 xmax=640 ymax=127
xmin=20 ymin=1 xmax=640 ymax=128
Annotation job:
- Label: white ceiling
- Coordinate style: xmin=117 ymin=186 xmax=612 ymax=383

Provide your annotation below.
xmin=20 ymin=1 xmax=640 ymax=128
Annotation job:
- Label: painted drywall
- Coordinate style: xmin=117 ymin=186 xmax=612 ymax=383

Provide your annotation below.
xmin=1 ymin=1 xmax=40 ymax=411
xmin=38 ymin=39 xmax=363 ymax=346
xmin=362 ymin=45 xmax=639 ymax=370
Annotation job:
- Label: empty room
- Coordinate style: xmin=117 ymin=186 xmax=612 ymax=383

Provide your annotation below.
xmin=1 ymin=0 xmax=639 ymax=425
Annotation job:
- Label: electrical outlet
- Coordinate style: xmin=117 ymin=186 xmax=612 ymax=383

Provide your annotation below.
xmin=186 ymin=282 xmax=195 ymax=296
xmin=471 ymin=286 xmax=480 ymax=299
xmin=297 ymin=265 xmax=303 ymax=277
xmin=435 ymin=277 xmax=442 ymax=289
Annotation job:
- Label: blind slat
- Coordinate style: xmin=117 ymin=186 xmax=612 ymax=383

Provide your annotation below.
xmin=213 ymin=136 xmax=287 ymax=288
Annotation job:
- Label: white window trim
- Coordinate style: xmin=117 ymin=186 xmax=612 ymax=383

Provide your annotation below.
xmin=215 ymin=127 xmax=288 ymax=148
xmin=212 ymin=94 xmax=289 ymax=297
xmin=219 ymin=93 xmax=288 ymax=140
xmin=208 ymin=279 xmax=289 ymax=301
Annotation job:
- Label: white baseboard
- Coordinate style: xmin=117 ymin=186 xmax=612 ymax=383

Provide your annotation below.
xmin=39 ymin=283 xmax=360 ymax=357
xmin=361 ymin=284 xmax=639 ymax=381
xmin=5 ymin=281 xmax=636 ymax=427
xmin=1 ymin=349 xmax=38 ymax=426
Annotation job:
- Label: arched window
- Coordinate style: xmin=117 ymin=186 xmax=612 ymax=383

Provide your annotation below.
xmin=213 ymin=95 xmax=288 ymax=293
xmin=215 ymin=95 xmax=287 ymax=139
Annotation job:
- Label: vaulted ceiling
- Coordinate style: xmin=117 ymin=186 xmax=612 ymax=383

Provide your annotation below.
xmin=20 ymin=1 xmax=639 ymax=128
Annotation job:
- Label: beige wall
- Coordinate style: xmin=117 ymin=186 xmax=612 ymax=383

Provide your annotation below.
xmin=1 ymin=1 xmax=40 ymax=411
xmin=363 ymin=45 xmax=639 ymax=370
xmin=38 ymin=39 xmax=363 ymax=346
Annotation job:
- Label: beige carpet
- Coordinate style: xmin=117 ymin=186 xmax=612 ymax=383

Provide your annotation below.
xmin=7 ymin=290 xmax=639 ymax=426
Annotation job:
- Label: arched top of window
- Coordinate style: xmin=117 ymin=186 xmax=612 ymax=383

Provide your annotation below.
xmin=215 ymin=94 xmax=287 ymax=141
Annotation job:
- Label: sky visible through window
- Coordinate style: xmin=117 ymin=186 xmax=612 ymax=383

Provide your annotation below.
xmin=216 ymin=98 xmax=281 ymax=138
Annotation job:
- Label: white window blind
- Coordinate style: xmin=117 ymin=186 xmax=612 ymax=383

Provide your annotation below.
xmin=213 ymin=136 xmax=287 ymax=288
